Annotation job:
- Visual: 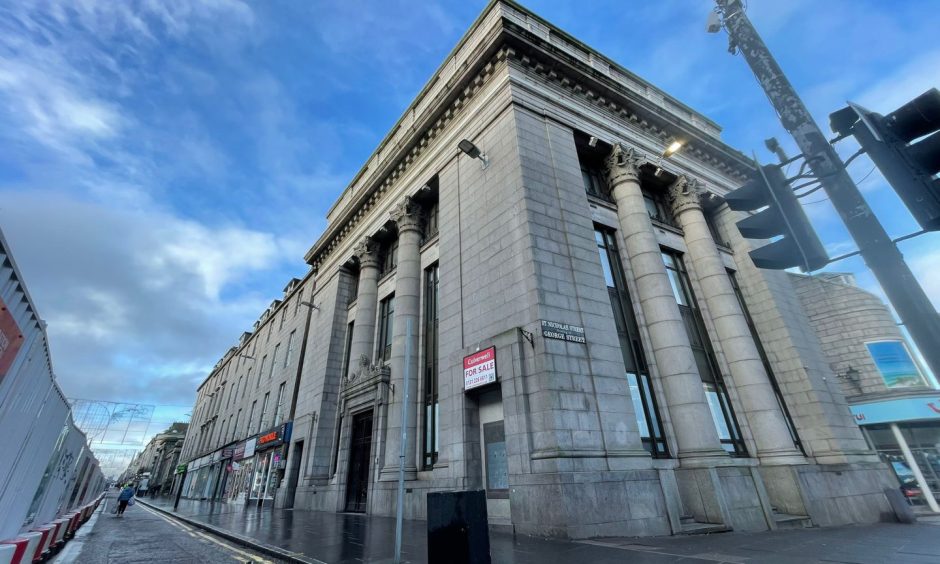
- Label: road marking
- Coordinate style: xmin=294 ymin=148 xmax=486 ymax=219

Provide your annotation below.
xmin=137 ymin=503 xmax=274 ymax=563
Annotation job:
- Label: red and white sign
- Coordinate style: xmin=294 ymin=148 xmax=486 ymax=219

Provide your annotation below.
xmin=464 ymin=346 xmax=497 ymax=391
xmin=0 ymin=297 xmax=24 ymax=381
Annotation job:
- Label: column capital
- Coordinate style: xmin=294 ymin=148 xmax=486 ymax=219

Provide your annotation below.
xmin=390 ymin=196 xmax=424 ymax=235
xmin=667 ymin=175 xmax=705 ymax=217
xmin=353 ymin=237 xmax=381 ymax=269
xmin=604 ymin=143 xmax=644 ymax=187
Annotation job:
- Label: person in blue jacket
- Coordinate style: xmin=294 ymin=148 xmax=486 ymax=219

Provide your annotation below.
xmin=116 ymin=484 xmax=135 ymax=516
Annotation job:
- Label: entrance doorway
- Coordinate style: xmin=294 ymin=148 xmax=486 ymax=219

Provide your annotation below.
xmin=345 ymin=410 xmax=373 ymax=513
xmin=478 ymin=389 xmax=509 ymax=521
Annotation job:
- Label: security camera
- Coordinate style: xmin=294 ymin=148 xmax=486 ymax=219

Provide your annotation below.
xmin=588 ymin=136 xmax=598 ymax=148
xmin=706 ymin=11 xmax=722 ymax=33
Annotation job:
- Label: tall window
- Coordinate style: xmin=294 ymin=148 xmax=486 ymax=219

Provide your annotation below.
xmin=279 ymin=308 xmax=287 ymax=330
xmin=257 ymin=357 xmax=266 ymax=388
xmin=273 ymin=382 xmax=286 ymax=426
xmin=233 ymin=410 xmax=241 ymax=442
xmin=662 ymin=251 xmax=746 ymax=455
xmin=270 ymin=344 xmax=280 ymax=379
xmin=595 ymin=228 xmax=668 ymax=456
xmin=247 ymin=402 xmax=256 ymax=436
xmin=285 ymin=330 xmax=296 ymax=368
xmin=242 ymin=371 xmax=250 ymax=399
xmin=643 ymin=190 xmax=677 ymax=228
xmin=378 ymin=295 xmax=395 ymax=362
xmin=728 ymin=270 xmax=802 ymax=451
xmin=258 ymin=393 xmax=269 ymax=433
xmin=341 ymin=321 xmax=355 ymax=376
xmin=424 ymin=201 xmax=439 ymax=242
xmin=423 ymin=264 xmax=440 ymax=468
xmin=577 ymin=143 xmax=611 ymax=202
xmin=380 ymin=239 xmax=399 ymax=276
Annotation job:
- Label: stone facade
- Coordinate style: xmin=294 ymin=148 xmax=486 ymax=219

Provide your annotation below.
xmin=180 ymin=0 xmax=900 ymax=538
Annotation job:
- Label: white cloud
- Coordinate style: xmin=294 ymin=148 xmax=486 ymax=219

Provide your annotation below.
xmin=0 ymin=190 xmax=301 ymax=406
xmin=857 ymin=49 xmax=940 ymax=112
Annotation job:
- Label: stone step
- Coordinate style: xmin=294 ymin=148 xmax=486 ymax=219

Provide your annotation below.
xmin=773 ymin=512 xmax=813 ymax=529
xmin=678 ymin=522 xmax=731 ymax=535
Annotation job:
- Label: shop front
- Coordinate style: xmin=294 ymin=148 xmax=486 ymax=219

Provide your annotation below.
xmin=852 ymin=392 xmax=940 ymax=512
xmin=248 ymin=422 xmax=291 ymax=507
xmin=225 ymin=437 xmax=256 ymax=504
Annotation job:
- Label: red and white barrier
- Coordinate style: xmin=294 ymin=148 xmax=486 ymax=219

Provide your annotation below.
xmin=50 ymin=519 xmax=68 ymax=547
xmin=27 ymin=527 xmax=53 ymax=562
xmin=0 ymin=541 xmax=23 ymax=564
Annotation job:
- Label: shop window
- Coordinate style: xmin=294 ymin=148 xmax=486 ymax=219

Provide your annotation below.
xmin=377 ymin=295 xmax=395 ymax=362
xmin=595 ymin=227 xmax=668 ymax=456
xmin=662 ymin=250 xmax=746 ymax=456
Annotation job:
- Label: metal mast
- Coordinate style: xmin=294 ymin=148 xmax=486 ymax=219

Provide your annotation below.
xmin=714 ymin=0 xmax=940 ymax=378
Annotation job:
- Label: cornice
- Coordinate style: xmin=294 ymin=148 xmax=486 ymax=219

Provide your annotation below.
xmin=305 ymin=3 xmax=757 ymax=273
xmin=499 ymin=26 xmax=755 ymax=182
xmin=305 ymin=45 xmax=513 ymax=271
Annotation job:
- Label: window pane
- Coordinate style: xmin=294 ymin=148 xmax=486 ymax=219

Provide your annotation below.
xmin=704 ymin=386 xmax=732 ymax=441
xmin=597 ymin=248 xmax=615 ymax=287
xmin=627 ymin=373 xmax=649 ymax=438
xmin=666 ymin=269 xmax=687 ymax=305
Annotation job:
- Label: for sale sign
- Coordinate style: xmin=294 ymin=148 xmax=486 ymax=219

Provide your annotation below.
xmin=464 ymin=346 xmax=497 ymax=391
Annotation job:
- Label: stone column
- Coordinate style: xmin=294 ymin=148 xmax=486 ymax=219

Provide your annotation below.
xmin=667 ymin=176 xmax=806 ymax=465
xmin=604 ymin=144 xmax=727 ymax=465
xmin=380 ymin=197 xmax=424 ymax=481
xmin=669 ymin=176 xmax=806 ymax=464
xmin=347 ymin=237 xmax=381 ymax=378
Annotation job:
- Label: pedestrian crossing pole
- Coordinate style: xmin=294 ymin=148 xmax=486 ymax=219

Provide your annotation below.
xmin=712 ymin=0 xmax=940 ymax=378
xmin=394 ymin=319 xmax=413 ymax=564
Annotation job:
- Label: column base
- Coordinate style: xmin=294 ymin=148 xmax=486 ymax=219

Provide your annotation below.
xmin=378 ymin=466 xmax=418 ymax=482
xmin=755 ymin=449 xmax=808 ymax=467
xmin=676 ymin=448 xmax=737 ymax=468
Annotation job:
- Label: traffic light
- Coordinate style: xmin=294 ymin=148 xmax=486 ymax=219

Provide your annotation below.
xmin=830 ymin=88 xmax=940 ymax=231
xmin=723 ymin=164 xmax=829 ymax=272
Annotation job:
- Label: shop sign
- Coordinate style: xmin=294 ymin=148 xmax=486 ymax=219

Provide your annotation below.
xmin=175 ymin=463 xmax=187 ymax=475
xmin=256 ymin=422 xmax=292 ymax=451
xmin=850 ymin=395 xmax=940 ymax=425
xmin=540 ymin=320 xmax=585 ymax=344
xmin=243 ymin=437 xmax=256 ymax=459
xmin=464 ymin=347 xmax=497 ymax=391
xmin=233 ymin=441 xmax=246 ymax=461
xmin=0 ymin=296 xmax=24 ymax=380
xmin=222 ymin=447 xmax=234 ymax=459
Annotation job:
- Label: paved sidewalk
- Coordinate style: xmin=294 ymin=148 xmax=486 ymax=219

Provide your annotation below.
xmin=142 ymin=496 xmax=940 ymax=564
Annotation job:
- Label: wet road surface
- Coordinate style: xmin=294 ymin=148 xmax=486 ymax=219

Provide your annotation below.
xmin=51 ymin=492 xmax=284 ymax=564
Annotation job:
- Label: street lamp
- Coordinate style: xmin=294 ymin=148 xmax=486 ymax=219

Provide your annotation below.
xmin=458 ymin=139 xmax=489 ymax=169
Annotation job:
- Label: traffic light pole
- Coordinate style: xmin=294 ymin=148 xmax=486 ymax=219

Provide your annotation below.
xmin=715 ymin=0 xmax=940 ymax=379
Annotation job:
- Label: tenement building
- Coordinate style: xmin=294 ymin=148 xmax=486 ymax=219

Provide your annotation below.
xmin=178 ymin=272 xmax=315 ymax=507
xmin=180 ymin=0 xmax=900 ymax=537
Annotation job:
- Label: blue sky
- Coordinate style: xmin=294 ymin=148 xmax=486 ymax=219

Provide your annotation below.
xmin=1 ymin=0 xmax=938 ymax=441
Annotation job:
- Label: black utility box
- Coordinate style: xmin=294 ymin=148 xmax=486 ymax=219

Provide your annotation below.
xmin=426 ymin=489 xmax=491 ymax=564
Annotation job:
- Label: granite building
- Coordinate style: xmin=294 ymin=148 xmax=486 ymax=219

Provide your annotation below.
xmin=180 ymin=0 xmax=900 ymax=538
